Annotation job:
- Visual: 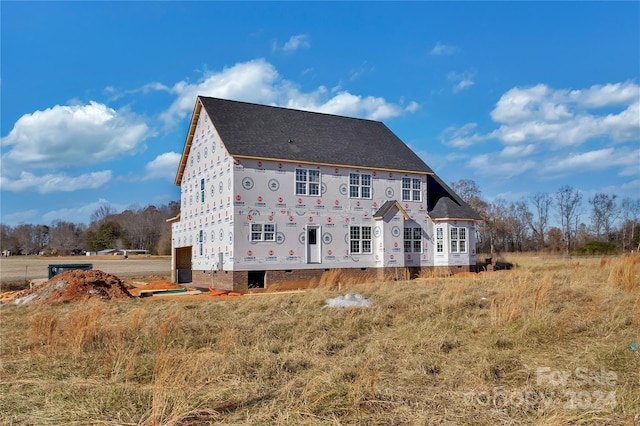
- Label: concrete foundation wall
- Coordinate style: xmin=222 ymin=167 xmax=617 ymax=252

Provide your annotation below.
xmin=191 ymin=264 xmax=476 ymax=294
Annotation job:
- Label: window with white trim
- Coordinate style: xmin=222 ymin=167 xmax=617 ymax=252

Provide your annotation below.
xmin=199 ymin=230 xmax=203 ymax=255
xmin=450 ymin=227 xmax=467 ymax=253
xmin=295 ymin=168 xmax=320 ymax=196
xmin=404 ymin=227 xmax=422 ymax=253
xmin=200 ymin=178 xmax=205 ymax=203
xmin=436 ymin=227 xmax=444 ymax=253
xmin=402 ymin=177 xmax=422 ymax=202
xmin=349 ymin=173 xmax=372 ymax=199
xmin=350 ymin=226 xmax=372 ymax=254
xmin=251 ymin=224 xmax=276 ymax=242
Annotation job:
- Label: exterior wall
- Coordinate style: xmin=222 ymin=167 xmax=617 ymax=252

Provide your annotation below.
xmin=230 ymin=158 xmax=432 ymax=272
xmin=171 ymin=112 xmax=235 ymax=275
xmin=432 ymin=220 xmax=477 ymax=269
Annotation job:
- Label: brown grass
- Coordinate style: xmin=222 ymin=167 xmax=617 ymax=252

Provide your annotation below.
xmin=608 ymin=253 xmax=640 ymax=292
xmin=1 ymin=254 xmax=639 ymax=425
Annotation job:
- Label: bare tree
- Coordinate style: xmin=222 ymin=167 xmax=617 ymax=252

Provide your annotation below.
xmin=450 ymin=179 xmax=489 ymax=253
xmin=589 ymin=193 xmax=617 ymax=240
xmin=482 ymin=198 xmax=510 ymax=254
xmin=49 ymin=221 xmax=86 ymax=254
xmin=90 ymin=203 xmax=116 ymax=225
xmin=0 ymin=224 xmax=17 ymax=254
xmin=527 ymin=192 xmax=553 ymax=251
xmin=450 ymin=179 xmax=488 ymax=214
xmin=556 ymin=185 xmax=583 ymax=254
xmin=619 ymin=198 xmax=640 ymax=251
xmin=509 ymin=201 xmax=531 ymax=251
xmin=546 ymin=227 xmax=564 ymax=253
xmin=34 ymin=225 xmax=50 ymax=253
xmin=12 ymin=224 xmax=38 ymax=254
xmin=156 ymin=201 xmax=180 ymax=255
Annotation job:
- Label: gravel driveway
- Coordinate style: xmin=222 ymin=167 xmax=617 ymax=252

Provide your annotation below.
xmin=0 ymin=255 xmax=171 ymax=283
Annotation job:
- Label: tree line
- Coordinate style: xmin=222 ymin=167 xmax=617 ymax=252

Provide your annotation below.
xmin=0 ymin=202 xmax=179 ymax=256
xmin=450 ymin=180 xmax=640 ymax=255
xmin=1 ymin=181 xmax=638 ymax=257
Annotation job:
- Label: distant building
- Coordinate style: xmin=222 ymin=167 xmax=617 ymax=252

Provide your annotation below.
xmin=169 ymin=97 xmax=481 ymax=292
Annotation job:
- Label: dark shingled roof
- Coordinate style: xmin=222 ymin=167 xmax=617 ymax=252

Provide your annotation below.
xmin=199 ymin=97 xmax=433 ymax=173
xmin=426 ymin=175 xmax=482 ymax=220
xmin=176 ymin=97 xmax=480 ymax=221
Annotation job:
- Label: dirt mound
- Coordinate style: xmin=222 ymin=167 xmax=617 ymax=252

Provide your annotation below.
xmin=11 ymin=270 xmax=132 ymax=305
xmin=128 ymin=280 xmax=185 ymax=296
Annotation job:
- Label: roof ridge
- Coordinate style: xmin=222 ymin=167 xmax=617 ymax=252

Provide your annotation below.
xmin=198 ymin=95 xmax=385 ymax=124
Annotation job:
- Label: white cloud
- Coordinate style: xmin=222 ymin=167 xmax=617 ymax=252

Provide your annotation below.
xmin=569 ymin=81 xmax=640 ymax=108
xmin=1 ymin=101 xmax=151 ymax=170
xmin=309 ymin=92 xmax=403 ymax=121
xmin=491 ymin=84 xmax=555 ymax=123
xmin=492 ymin=191 xmax=533 ymax=202
xmin=500 ymin=144 xmax=536 ymax=157
xmin=447 ymin=71 xmax=475 ymax=93
xmin=1 ymin=209 xmax=39 ymax=225
xmin=454 ymin=80 xmax=475 ymax=93
xmin=282 ymin=34 xmax=310 ymax=51
xmin=541 ymin=147 xmax=639 ymax=176
xmin=0 ymin=170 xmax=112 ymax=194
xmin=42 ymin=198 xmax=127 ymax=225
xmin=430 ymin=41 xmax=459 ymax=56
xmin=444 ymin=81 xmax=640 ymax=152
xmin=144 ymin=152 xmax=181 ymax=181
xmin=104 ymin=82 xmax=171 ymax=101
xmin=405 ymin=101 xmax=420 ymax=112
xmin=467 ymin=154 xmax=536 ymax=178
xmin=489 ymin=83 xmax=639 ymax=147
xmin=620 ymin=179 xmax=640 ymax=193
xmin=161 ymin=58 xmax=414 ymax=125
xmin=544 ymin=148 xmax=615 ymax=173
xmin=441 ymin=123 xmax=488 ymax=148
xmin=160 ymin=59 xmax=281 ymax=125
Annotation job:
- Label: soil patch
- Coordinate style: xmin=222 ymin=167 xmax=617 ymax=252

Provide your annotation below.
xmin=8 ymin=270 xmax=132 ymax=305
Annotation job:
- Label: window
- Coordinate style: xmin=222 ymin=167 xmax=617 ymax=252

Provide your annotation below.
xmin=200 ymin=178 xmax=205 ymax=203
xmin=349 ymin=173 xmax=372 ymax=199
xmin=450 ymin=227 xmax=467 ymax=253
xmin=250 ymin=224 xmax=276 ymax=242
xmin=404 ymin=227 xmax=422 ymax=252
xmin=295 ymin=168 xmax=320 ymax=196
xmin=350 ymin=226 xmax=372 ymax=254
xmin=436 ymin=227 xmax=444 ymax=253
xmin=199 ymin=230 xmax=203 ymax=255
xmin=402 ymin=177 xmax=422 ymax=202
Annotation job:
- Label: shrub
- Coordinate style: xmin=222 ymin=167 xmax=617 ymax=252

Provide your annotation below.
xmin=573 ymin=240 xmax=619 ymax=255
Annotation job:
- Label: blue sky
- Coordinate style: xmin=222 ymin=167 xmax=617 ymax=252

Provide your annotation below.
xmin=1 ymin=1 xmax=639 ymax=227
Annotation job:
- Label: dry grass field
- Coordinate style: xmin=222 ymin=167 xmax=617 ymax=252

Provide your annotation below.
xmin=0 ymin=253 xmax=638 ymax=425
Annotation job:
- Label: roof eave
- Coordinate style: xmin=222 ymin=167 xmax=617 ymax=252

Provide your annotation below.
xmin=427 ymin=214 xmax=481 ymax=222
xmin=233 ymin=154 xmax=433 ymax=175
xmin=373 ymin=200 xmax=409 ymax=220
xmin=174 ymin=98 xmax=204 ymax=186
xmin=166 ymin=212 xmax=181 ymax=223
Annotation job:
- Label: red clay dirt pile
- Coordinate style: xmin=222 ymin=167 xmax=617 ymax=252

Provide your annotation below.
xmin=10 ymin=270 xmax=132 ymax=305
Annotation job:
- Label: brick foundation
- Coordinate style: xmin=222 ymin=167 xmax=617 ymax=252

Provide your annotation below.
xmin=187 ymin=264 xmax=476 ymax=294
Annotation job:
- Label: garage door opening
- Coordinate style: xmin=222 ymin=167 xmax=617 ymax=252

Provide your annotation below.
xmin=248 ymin=271 xmax=266 ymax=289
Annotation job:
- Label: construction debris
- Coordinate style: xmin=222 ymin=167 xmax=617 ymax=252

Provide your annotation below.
xmin=322 ymin=293 xmax=373 ymax=309
xmin=128 ymin=280 xmax=188 ymax=296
